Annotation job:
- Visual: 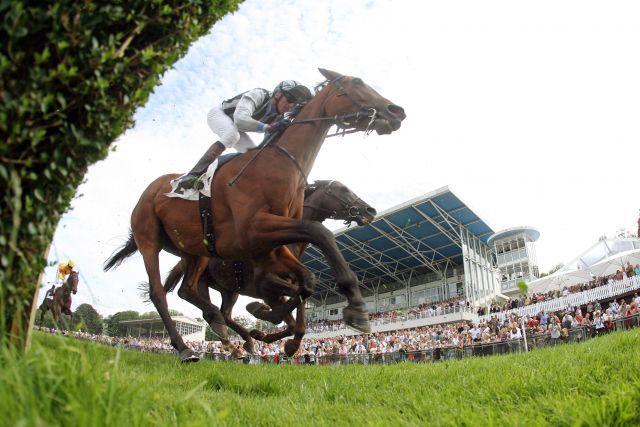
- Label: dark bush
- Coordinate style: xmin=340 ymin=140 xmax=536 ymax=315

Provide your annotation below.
xmin=0 ymin=0 xmax=240 ymax=348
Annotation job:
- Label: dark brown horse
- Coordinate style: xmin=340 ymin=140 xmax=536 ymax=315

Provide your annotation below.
xmin=104 ymin=68 xmax=404 ymax=361
xmin=163 ymin=180 xmax=376 ymax=357
xmin=39 ymin=271 xmax=79 ymax=326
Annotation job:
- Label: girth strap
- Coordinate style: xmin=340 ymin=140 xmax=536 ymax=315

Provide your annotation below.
xmin=233 ymin=261 xmax=244 ymax=290
xmin=198 ymin=193 xmax=219 ymax=257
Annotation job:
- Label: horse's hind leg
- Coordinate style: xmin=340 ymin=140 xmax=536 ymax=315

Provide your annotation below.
xmin=220 ymin=290 xmax=255 ymax=354
xmin=177 ymin=256 xmax=230 ymax=346
xmin=137 ymin=238 xmax=194 ymax=361
xmin=284 ymin=303 xmax=306 ymax=357
xmin=39 ymin=302 xmax=47 ymax=326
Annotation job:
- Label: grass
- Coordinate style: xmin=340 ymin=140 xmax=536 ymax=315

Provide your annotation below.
xmin=2 ymin=330 xmax=640 ymax=427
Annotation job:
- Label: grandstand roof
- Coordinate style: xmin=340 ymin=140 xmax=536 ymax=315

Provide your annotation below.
xmin=301 ymin=186 xmax=495 ymax=300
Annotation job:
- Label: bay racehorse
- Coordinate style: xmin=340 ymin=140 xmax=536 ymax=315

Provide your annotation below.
xmin=163 ymin=180 xmax=376 ymax=357
xmin=104 ymin=68 xmax=405 ymax=361
xmin=39 ymin=271 xmax=79 ymax=326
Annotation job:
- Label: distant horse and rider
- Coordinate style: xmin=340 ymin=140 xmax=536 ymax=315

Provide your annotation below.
xmin=105 ymin=68 xmax=405 ymax=361
xmin=39 ymin=270 xmax=79 ymax=326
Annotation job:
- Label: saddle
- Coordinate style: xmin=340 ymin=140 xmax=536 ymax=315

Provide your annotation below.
xmin=166 ymin=153 xmax=242 ymax=257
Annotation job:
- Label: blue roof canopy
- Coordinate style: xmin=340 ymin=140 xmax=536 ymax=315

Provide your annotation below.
xmin=301 ymin=186 xmax=494 ymax=299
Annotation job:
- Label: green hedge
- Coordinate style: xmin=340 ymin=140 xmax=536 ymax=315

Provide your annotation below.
xmin=0 ymin=0 xmax=240 ymax=348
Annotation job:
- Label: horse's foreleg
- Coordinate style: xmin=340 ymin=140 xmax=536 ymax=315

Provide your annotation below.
xmin=247 ymin=264 xmax=306 ymax=324
xmin=220 ymin=291 xmax=254 ymax=354
xmin=52 ymin=304 xmax=61 ymax=328
xmin=245 ymin=214 xmax=369 ymax=332
xmin=251 ymin=298 xmax=295 ymax=344
xmin=177 ymin=256 xmax=230 ymax=347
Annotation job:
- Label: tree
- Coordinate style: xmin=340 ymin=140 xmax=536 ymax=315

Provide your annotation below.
xmin=105 ymin=310 xmax=139 ymax=337
xmin=0 ymin=0 xmax=241 ymax=349
xmin=233 ymin=315 xmax=255 ymax=331
xmin=540 ymin=263 xmax=564 ymax=278
xmin=72 ymin=303 xmax=103 ymax=334
xmin=139 ymin=311 xmax=161 ymax=320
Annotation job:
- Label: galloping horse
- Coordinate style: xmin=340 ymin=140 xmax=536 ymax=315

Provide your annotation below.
xmin=163 ymin=180 xmax=377 ymax=357
xmin=39 ymin=271 xmax=79 ymax=326
xmin=105 ymin=68 xmax=404 ymax=361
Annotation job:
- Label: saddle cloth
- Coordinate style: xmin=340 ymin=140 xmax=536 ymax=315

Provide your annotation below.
xmin=165 ymin=153 xmax=242 ymax=201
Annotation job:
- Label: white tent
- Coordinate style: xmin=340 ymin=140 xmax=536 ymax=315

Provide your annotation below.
xmin=588 ymin=249 xmax=640 ymax=277
xmin=527 ymin=268 xmax=593 ymax=294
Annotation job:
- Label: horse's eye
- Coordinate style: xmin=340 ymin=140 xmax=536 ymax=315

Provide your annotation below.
xmin=352 ymin=78 xmax=363 ymax=85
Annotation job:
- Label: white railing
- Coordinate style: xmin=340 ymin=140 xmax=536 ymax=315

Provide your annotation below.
xmin=480 ymin=276 xmax=640 ymax=322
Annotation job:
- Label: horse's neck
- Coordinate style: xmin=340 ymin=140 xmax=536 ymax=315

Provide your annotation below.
xmin=301 ymin=202 xmax=331 ymax=223
xmin=278 ymin=90 xmax=334 ymax=175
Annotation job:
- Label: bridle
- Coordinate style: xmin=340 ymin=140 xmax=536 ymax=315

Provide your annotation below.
xmin=289 ymin=76 xmax=379 ymax=137
xmin=303 ymin=181 xmax=366 ymax=227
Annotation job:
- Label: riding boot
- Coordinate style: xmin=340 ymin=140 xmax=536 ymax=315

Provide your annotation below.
xmin=175 ymin=141 xmax=226 ymax=192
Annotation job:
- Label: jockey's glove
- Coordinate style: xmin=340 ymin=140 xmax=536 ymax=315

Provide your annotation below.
xmin=267 ymin=118 xmax=292 ymax=134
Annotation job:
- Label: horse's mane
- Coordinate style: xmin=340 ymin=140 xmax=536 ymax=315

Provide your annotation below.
xmin=313 ymin=79 xmax=330 ymax=94
xmin=304 ymin=180 xmax=331 ymax=199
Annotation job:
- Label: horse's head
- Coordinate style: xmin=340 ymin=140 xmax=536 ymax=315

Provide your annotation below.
xmin=66 ymin=271 xmax=79 ymax=294
xmin=304 ymin=180 xmax=376 ymax=226
xmin=316 ymin=68 xmax=406 ymax=135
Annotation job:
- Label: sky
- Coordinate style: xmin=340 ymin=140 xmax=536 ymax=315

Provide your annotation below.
xmin=42 ymin=0 xmax=640 ymax=319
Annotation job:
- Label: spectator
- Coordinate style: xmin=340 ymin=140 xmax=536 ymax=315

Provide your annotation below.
xmin=549 ymin=318 xmax=561 ymax=345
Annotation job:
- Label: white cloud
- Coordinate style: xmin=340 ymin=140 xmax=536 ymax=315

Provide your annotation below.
xmin=43 ymin=0 xmax=640 ymax=320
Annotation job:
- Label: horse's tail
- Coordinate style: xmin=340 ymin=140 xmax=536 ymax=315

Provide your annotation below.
xmin=104 ymin=231 xmax=138 ymax=271
xmin=164 ymin=261 xmax=184 ymax=293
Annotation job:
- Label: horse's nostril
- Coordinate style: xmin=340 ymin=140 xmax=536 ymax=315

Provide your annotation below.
xmin=366 ymin=207 xmax=377 ymax=216
xmin=387 ymin=104 xmax=405 ymax=120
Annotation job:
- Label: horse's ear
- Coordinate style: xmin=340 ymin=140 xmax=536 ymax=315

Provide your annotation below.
xmin=318 ymin=68 xmax=342 ymax=81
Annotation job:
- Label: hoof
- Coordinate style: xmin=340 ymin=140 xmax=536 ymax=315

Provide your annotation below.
xmin=246 ymin=301 xmax=271 ymax=316
xmin=243 ymin=340 xmax=255 ymax=355
xmin=284 ymin=339 xmax=299 ymax=357
xmin=221 ymin=339 xmax=234 ymax=352
xmin=210 ymin=321 xmax=229 ymax=341
xmin=343 ymin=304 xmax=371 ymax=334
xmin=179 ymin=348 xmax=200 ymax=363
xmin=250 ymin=329 xmax=267 ymax=340
xmin=247 ymin=302 xmax=283 ymax=324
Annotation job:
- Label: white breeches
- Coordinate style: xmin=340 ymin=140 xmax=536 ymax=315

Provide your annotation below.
xmin=207 ymin=106 xmax=257 ymax=153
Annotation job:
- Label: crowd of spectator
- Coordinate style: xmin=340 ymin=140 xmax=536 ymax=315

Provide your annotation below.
xmin=304 ymin=296 xmax=471 ymax=334
xmin=36 ymin=291 xmax=640 ymax=365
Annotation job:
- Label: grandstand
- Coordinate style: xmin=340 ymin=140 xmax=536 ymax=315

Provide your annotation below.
xmin=301 ymin=185 xmax=640 ymax=339
xmin=302 ymin=186 xmax=501 ymax=326
xmin=488 ymin=226 xmax=541 ymax=295
xmin=119 ymin=316 xmax=207 ymax=342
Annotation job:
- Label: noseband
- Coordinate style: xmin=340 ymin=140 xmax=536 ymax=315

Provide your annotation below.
xmin=304 ymin=181 xmax=365 ymax=226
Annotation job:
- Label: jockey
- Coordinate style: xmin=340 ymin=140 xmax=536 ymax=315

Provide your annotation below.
xmin=44 ymin=284 xmax=56 ymax=300
xmin=57 ymin=260 xmax=75 ymax=283
xmin=173 ymin=80 xmax=313 ymax=192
